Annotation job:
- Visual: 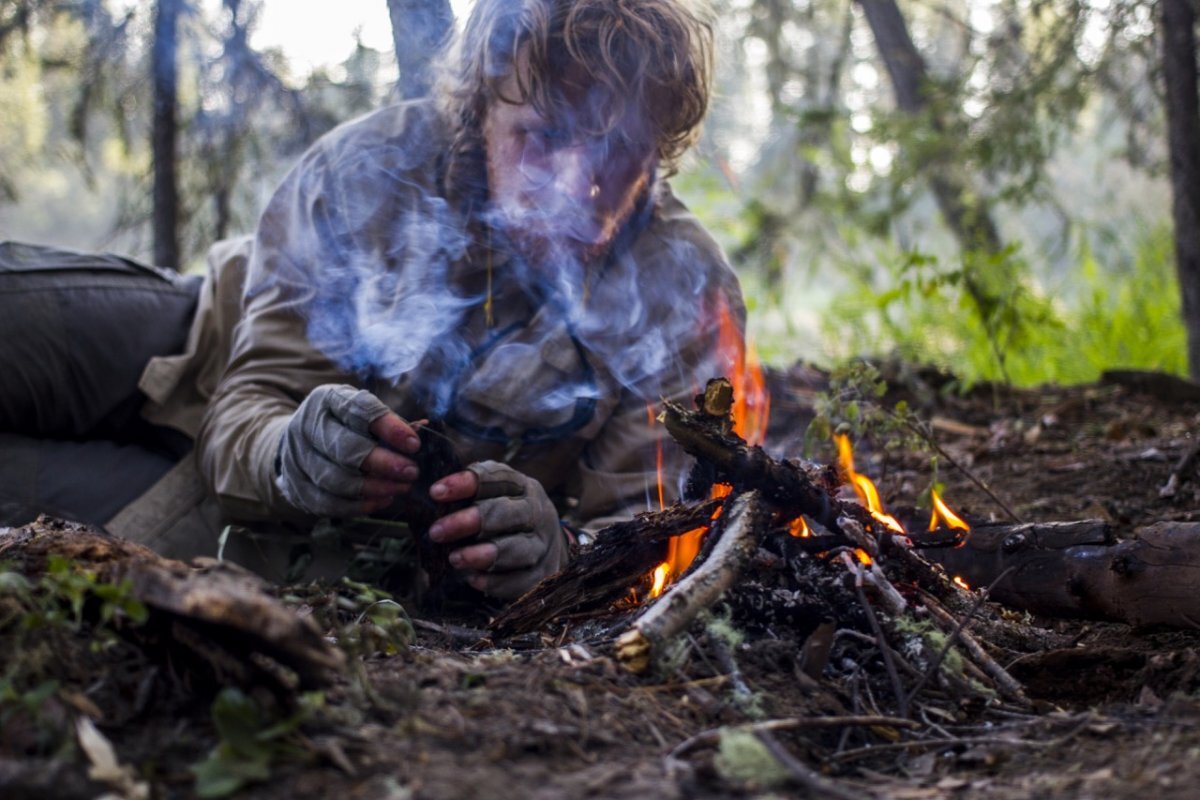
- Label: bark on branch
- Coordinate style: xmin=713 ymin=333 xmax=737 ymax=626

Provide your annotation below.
xmin=923 ymin=520 xmax=1200 ymax=628
xmin=489 ymin=499 xmax=722 ymax=637
xmin=615 ymin=491 xmax=767 ymax=673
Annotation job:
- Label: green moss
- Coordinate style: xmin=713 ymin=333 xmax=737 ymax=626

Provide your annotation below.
xmin=714 ymin=729 xmax=791 ymax=788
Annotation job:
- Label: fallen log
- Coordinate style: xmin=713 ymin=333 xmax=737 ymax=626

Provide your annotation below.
xmin=922 ymin=520 xmax=1200 ymax=628
xmin=0 ymin=517 xmax=344 ymax=693
xmin=661 ymin=397 xmax=840 ymax=525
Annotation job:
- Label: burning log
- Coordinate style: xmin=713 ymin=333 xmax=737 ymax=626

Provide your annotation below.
xmin=660 ymin=394 xmax=839 ymax=524
xmin=615 ymin=491 xmax=767 ymax=673
xmin=489 ymin=499 xmax=722 ymax=637
xmin=0 ymin=517 xmax=344 ymax=695
xmin=924 ymin=520 xmax=1200 ymax=628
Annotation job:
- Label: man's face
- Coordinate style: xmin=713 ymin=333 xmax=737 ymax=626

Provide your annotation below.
xmin=482 ymin=72 xmax=658 ymax=267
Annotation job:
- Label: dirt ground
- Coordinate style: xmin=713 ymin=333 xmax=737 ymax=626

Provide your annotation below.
xmin=6 ymin=363 xmax=1200 ymax=799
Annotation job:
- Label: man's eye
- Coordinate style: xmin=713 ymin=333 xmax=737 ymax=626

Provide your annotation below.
xmin=536 ymin=128 xmax=568 ymax=144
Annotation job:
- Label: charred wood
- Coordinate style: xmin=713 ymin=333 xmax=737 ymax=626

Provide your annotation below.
xmin=616 ymin=491 xmax=766 ymax=673
xmin=923 ymin=520 xmax=1200 ymax=629
xmin=488 ymin=499 xmax=722 ymax=637
xmin=661 ymin=397 xmax=839 ymax=523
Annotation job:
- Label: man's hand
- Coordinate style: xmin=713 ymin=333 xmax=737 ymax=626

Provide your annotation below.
xmin=276 ymin=384 xmax=421 ymax=517
xmin=427 ymin=461 xmax=570 ymax=600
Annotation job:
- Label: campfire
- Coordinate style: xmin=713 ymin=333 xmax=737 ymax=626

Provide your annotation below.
xmin=487 ymin=351 xmax=1200 ymax=765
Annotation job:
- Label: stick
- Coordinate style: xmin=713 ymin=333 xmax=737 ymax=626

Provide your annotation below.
xmin=660 ymin=399 xmax=838 ymax=524
xmin=904 ymin=418 xmax=1023 ymax=523
xmin=756 ymin=731 xmax=865 ymax=800
xmin=615 ymin=491 xmax=766 ymax=673
xmin=905 ymin=567 xmax=1016 ymax=707
xmin=669 ymin=715 xmax=920 ymax=758
xmin=920 ymin=591 xmax=1029 ymax=707
xmin=851 ymin=574 xmax=909 ymax=720
xmin=489 ymin=499 xmax=721 ymax=637
xmin=1160 ymin=438 xmax=1200 ymax=498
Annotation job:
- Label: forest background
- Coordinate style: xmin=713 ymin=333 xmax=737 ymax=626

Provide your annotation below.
xmin=1 ymin=0 xmax=1197 ymax=390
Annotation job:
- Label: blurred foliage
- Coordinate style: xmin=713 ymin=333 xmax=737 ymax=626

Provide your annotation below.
xmin=191 ymin=687 xmax=324 ymax=798
xmin=683 ymin=0 xmax=1177 ymax=387
xmin=823 ymin=224 xmax=1185 ymax=385
xmin=0 ymin=0 xmax=1186 ymax=386
xmin=0 ymin=0 xmax=385 ymax=268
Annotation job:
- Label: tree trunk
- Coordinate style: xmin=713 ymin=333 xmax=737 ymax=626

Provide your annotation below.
xmin=386 ymin=0 xmax=454 ymax=100
xmin=1161 ymin=0 xmax=1200 ymax=380
xmin=152 ymin=0 xmax=180 ymax=269
xmin=855 ymin=0 xmax=1003 ymax=254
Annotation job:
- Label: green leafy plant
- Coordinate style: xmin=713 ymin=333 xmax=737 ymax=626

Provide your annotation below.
xmin=330 ymin=578 xmax=414 ymax=660
xmin=0 ymin=557 xmax=149 ymax=751
xmin=806 ymin=360 xmax=926 ymax=459
xmin=191 ymin=687 xmax=324 ymax=798
xmin=822 ymin=226 xmax=1185 ymax=388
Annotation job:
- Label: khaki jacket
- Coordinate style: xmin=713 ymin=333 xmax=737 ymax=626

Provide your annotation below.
xmin=138 ymin=101 xmax=744 ymax=535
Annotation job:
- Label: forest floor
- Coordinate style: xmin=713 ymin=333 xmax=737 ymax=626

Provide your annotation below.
xmin=6 ymin=363 xmax=1200 ymax=799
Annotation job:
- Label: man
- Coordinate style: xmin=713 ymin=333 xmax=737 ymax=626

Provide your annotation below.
xmin=0 ymin=0 xmax=743 ymax=601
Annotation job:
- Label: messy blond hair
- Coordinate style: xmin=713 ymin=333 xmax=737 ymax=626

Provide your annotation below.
xmin=441 ymin=0 xmax=713 ymax=174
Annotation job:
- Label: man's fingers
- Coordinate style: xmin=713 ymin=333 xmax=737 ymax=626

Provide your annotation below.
xmin=448 ymin=542 xmax=498 ymax=572
xmin=430 ymin=470 xmax=480 ymax=503
xmin=361 ymin=446 xmax=419 ymax=481
xmin=368 ymin=412 xmax=421 ymax=454
xmin=467 ymin=570 xmax=548 ymax=601
xmin=361 ymin=476 xmax=410 ymax=499
xmin=362 ymin=496 xmax=394 ymax=515
xmin=428 ymin=505 xmax=482 ymax=543
xmin=470 ymin=460 xmax=528 ymax=499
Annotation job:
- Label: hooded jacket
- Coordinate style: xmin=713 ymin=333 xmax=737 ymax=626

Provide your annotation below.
xmin=138 ymin=100 xmax=745 ymax=535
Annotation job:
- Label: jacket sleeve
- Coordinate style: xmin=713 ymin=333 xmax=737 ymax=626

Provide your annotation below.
xmin=197 ymin=104 xmax=456 ymax=521
xmin=195 ymin=143 xmax=354 ymax=521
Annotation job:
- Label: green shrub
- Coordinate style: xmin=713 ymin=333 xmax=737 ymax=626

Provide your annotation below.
xmin=819 ymin=225 xmax=1185 ymax=386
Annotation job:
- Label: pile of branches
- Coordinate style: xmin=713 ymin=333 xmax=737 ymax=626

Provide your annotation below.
xmin=492 ymin=380 xmax=1045 ymax=748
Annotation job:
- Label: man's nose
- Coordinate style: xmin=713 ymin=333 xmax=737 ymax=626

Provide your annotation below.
xmin=550 ymin=144 xmax=601 ymax=205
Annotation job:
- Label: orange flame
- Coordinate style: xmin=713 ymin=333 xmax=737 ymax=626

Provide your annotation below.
xmin=716 ymin=295 xmax=770 ymax=446
xmin=650 ymin=564 xmax=671 ymax=596
xmin=928 ymin=488 xmax=970 ymax=533
xmin=854 ymin=548 xmax=873 ymax=566
xmin=648 ymin=404 xmax=666 ymax=512
xmin=953 ymin=575 xmax=971 ymax=591
xmin=646 ymin=295 xmax=770 ymax=599
xmin=788 ymin=516 xmax=811 ymax=538
xmin=834 ymin=434 xmax=905 ymax=534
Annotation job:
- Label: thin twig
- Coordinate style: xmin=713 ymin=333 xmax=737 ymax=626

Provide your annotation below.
xmin=756 ymin=731 xmax=866 ymax=800
xmin=907 ymin=419 xmax=1023 ymax=523
xmin=828 ymin=734 xmax=1045 ymax=764
xmin=349 ymin=516 xmax=412 ymax=530
xmin=905 ymin=567 xmax=1016 ymax=707
xmin=828 ymin=716 xmax=1095 ymax=765
xmin=920 ymin=590 xmax=1030 ymax=707
xmin=669 ymin=715 xmax=920 ymax=758
xmin=854 ymin=579 xmax=910 ymax=719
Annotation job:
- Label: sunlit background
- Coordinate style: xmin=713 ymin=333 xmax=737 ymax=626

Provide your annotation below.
xmin=0 ymin=0 xmax=1183 ymax=383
